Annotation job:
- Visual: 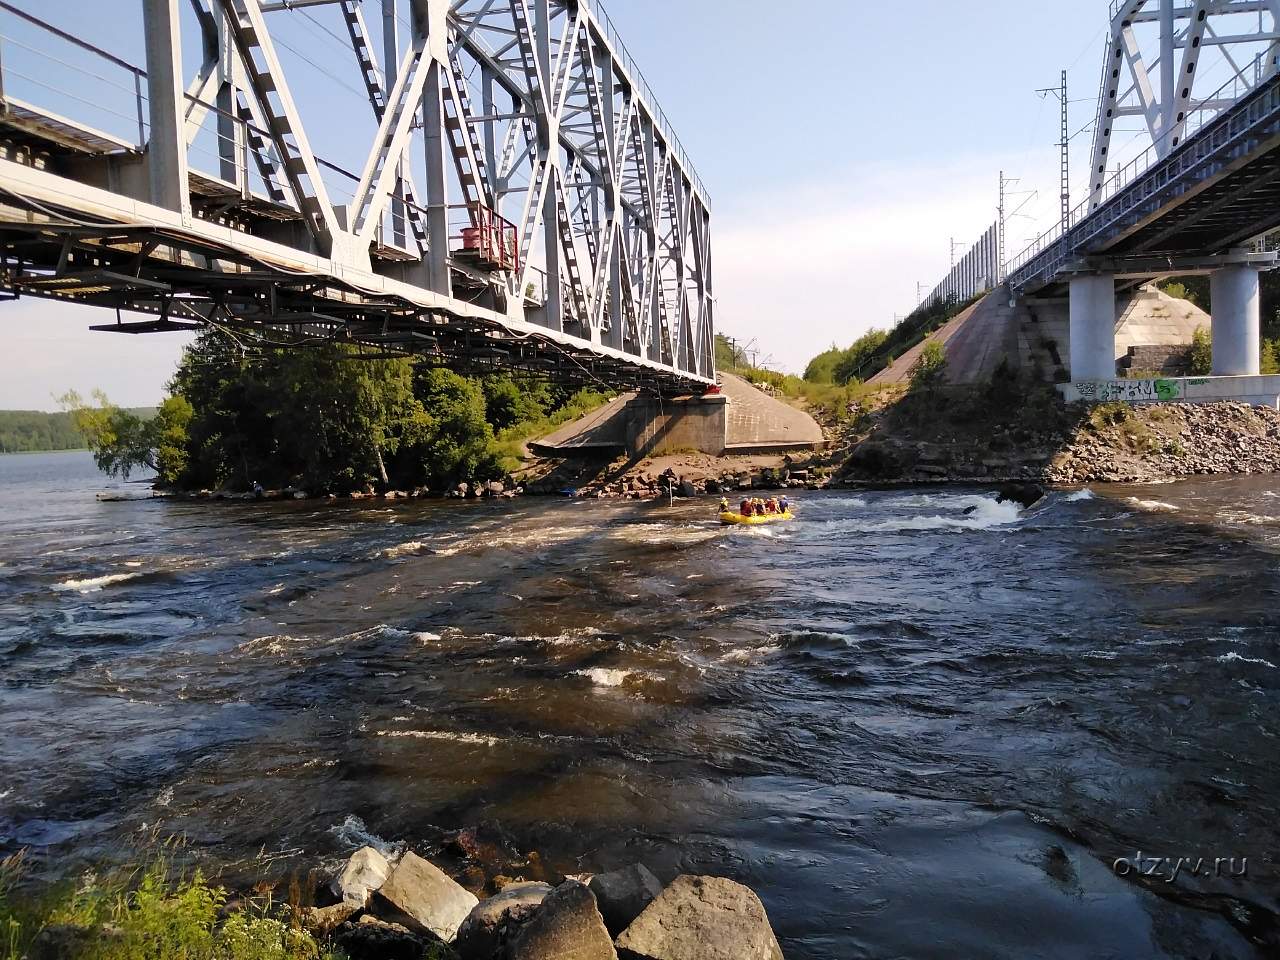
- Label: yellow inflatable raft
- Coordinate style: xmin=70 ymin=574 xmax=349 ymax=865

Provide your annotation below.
xmin=719 ymin=510 xmax=794 ymax=526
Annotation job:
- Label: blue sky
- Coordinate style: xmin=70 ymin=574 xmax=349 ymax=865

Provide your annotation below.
xmin=1 ymin=0 xmax=1115 ymax=406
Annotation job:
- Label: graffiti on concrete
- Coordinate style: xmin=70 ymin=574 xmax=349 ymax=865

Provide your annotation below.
xmin=1075 ymin=378 xmax=1185 ymax=403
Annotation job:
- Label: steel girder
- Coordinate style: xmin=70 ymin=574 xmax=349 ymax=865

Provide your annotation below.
xmin=0 ymin=0 xmax=715 ymax=389
xmin=1088 ymin=0 xmax=1280 ymax=210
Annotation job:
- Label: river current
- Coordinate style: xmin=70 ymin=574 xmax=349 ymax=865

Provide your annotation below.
xmin=2 ymin=450 xmax=1278 ymax=958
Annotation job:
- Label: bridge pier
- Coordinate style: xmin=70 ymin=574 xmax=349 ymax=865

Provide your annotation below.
xmin=1068 ymin=273 xmax=1117 ymax=381
xmin=1210 ymin=264 xmax=1262 ymax=376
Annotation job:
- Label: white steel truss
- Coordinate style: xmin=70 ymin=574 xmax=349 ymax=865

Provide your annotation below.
xmin=0 ymin=0 xmax=715 ymax=386
xmin=1088 ymin=0 xmax=1280 ymax=208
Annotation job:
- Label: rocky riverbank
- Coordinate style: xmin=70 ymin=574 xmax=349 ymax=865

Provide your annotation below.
xmin=305 ymin=844 xmax=783 ymax=960
xmin=1044 ymin=401 xmax=1280 ymax=484
xmin=521 ymin=451 xmax=831 ymax=500
xmin=21 ymin=840 xmax=785 ymax=960
xmin=834 ymin=387 xmax=1280 ymax=487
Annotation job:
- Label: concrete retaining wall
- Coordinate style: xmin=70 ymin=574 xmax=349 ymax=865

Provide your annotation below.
xmin=1060 ymin=374 xmax=1280 ymax=408
xmin=623 ymin=395 xmax=728 ymax=457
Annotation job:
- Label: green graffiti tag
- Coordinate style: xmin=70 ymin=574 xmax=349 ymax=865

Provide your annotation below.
xmin=1154 ymin=379 xmax=1180 ymax=401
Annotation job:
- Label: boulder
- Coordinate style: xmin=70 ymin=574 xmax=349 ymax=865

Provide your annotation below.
xmin=372 ymin=851 xmax=479 ymax=943
xmin=588 ymin=864 xmax=663 ymax=938
xmin=331 ymin=845 xmax=392 ymax=907
xmin=454 ymin=881 xmax=552 ymax=959
xmin=615 ymin=875 xmax=783 ymax=960
xmin=676 ymin=480 xmax=697 ymax=498
xmin=995 ymin=482 xmax=1045 ymax=509
xmin=505 ymin=881 xmax=616 ymax=960
xmin=334 ymin=915 xmax=431 ymax=960
xmin=302 ymin=901 xmax=360 ymax=936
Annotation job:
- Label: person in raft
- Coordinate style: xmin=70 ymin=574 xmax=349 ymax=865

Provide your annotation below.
xmin=740 ymin=498 xmax=754 ymax=517
xmin=719 ymin=497 xmax=731 ymax=513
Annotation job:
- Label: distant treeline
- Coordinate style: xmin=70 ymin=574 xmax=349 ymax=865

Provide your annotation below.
xmin=0 ymin=408 xmax=155 ymax=453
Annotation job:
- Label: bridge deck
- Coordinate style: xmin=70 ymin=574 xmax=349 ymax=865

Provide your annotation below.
xmin=1008 ymin=73 xmax=1280 ymax=296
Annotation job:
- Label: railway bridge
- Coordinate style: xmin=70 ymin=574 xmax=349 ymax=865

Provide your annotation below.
xmin=0 ymin=0 xmax=714 ymax=394
xmin=922 ymin=0 xmax=1280 ymax=393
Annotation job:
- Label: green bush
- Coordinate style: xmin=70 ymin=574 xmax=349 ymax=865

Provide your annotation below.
xmin=910 ymin=340 xmax=947 ymax=392
xmin=1188 ymin=326 xmax=1213 ymax=375
xmin=0 ymin=851 xmax=336 ymax=960
xmin=1262 ymin=338 xmax=1280 ymax=375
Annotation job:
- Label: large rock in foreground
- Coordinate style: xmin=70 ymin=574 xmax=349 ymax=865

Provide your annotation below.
xmin=455 ymin=880 xmax=552 ymax=959
xmin=506 ymin=881 xmax=617 ymax=960
xmin=373 ymin=850 xmax=479 ymax=943
xmin=588 ymin=864 xmax=663 ymax=938
xmin=334 ymin=915 xmax=431 ymax=960
xmin=331 ymin=845 xmax=392 ymax=907
xmin=615 ymin=875 xmax=783 ymax=960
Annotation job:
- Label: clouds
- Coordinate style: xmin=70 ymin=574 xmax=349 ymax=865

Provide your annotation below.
xmin=711 ymin=151 xmax=1062 ymax=373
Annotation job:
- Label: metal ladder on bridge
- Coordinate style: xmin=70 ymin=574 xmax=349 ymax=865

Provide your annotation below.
xmin=221 ymin=1 xmax=330 ymax=238
xmin=337 ymin=0 xmax=429 ymax=251
xmin=442 ymin=49 xmax=492 ymax=211
xmin=553 ymin=177 xmax=589 ymax=326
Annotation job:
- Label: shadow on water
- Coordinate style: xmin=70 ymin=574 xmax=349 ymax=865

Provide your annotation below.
xmin=2 ymin=455 xmax=1279 ymax=958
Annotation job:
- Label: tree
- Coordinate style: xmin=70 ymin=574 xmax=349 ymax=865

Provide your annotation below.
xmin=75 ymin=330 xmax=612 ymax=494
xmin=481 ymin=375 xmax=552 ymax=432
xmin=803 ymin=346 xmax=842 ymax=384
xmin=152 ymin=396 xmax=193 ymax=485
xmin=1188 ymin=326 xmax=1213 ymax=375
xmin=59 ymin=390 xmax=158 ymax=480
xmin=410 ymin=367 xmax=501 ymax=482
xmin=831 ymin=329 xmax=888 ymax=385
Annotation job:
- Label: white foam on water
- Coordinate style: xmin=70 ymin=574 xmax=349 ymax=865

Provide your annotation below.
xmin=575 ymin=667 xmax=632 ymax=687
xmin=412 ymin=631 xmax=442 ymax=644
xmin=1218 ymin=510 xmax=1280 ymax=526
xmin=52 ymin=572 xmax=144 ymax=593
xmin=377 ymin=540 xmax=428 ymax=559
xmin=328 ymin=815 xmax=404 ymax=857
xmin=0 ymin=789 xmax=11 ymax=801
xmin=817 ymin=495 xmax=1023 ymax=534
xmin=1065 ymin=489 xmax=1095 ymax=502
xmin=237 ymin=634 xmax=308 ymax=655
xmin=155 ymin=787 xmax=174 ymax=807
xmin=1127 ymin=497 xmax=1179 ymax=512
xmin=377 ymin=729 xmax=500 ymax=746
xmin=1216 ymin=652 xmax=1277 ymax=669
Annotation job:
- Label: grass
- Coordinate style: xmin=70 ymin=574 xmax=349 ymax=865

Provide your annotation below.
xmin=0 ymin=849 xmax=343 ymax=960
xmin=490 ymin=388 xmax=614 ymax=470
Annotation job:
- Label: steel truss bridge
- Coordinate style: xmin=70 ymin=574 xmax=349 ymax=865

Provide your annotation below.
xmin=0 ymin=0 xmax=714 ymax=393
xmin=925 ymin=0 xmax=1280 ymax=308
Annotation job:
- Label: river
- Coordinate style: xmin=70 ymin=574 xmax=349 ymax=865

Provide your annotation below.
xmin=1 ymin=450 xmax=1278 ymax=958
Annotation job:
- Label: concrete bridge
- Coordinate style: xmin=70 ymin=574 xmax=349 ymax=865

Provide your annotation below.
xmin=921 ymin=0 xmax=1280 ymax=396
xmin=0 ymin=0 xmax=714 ymax=394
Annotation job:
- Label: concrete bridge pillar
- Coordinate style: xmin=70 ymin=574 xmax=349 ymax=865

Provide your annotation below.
xmin=1069 ymin=273 xmax=1117 ymax=381
xmin=1210 ymin=265 xmax=1261 ymax=376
